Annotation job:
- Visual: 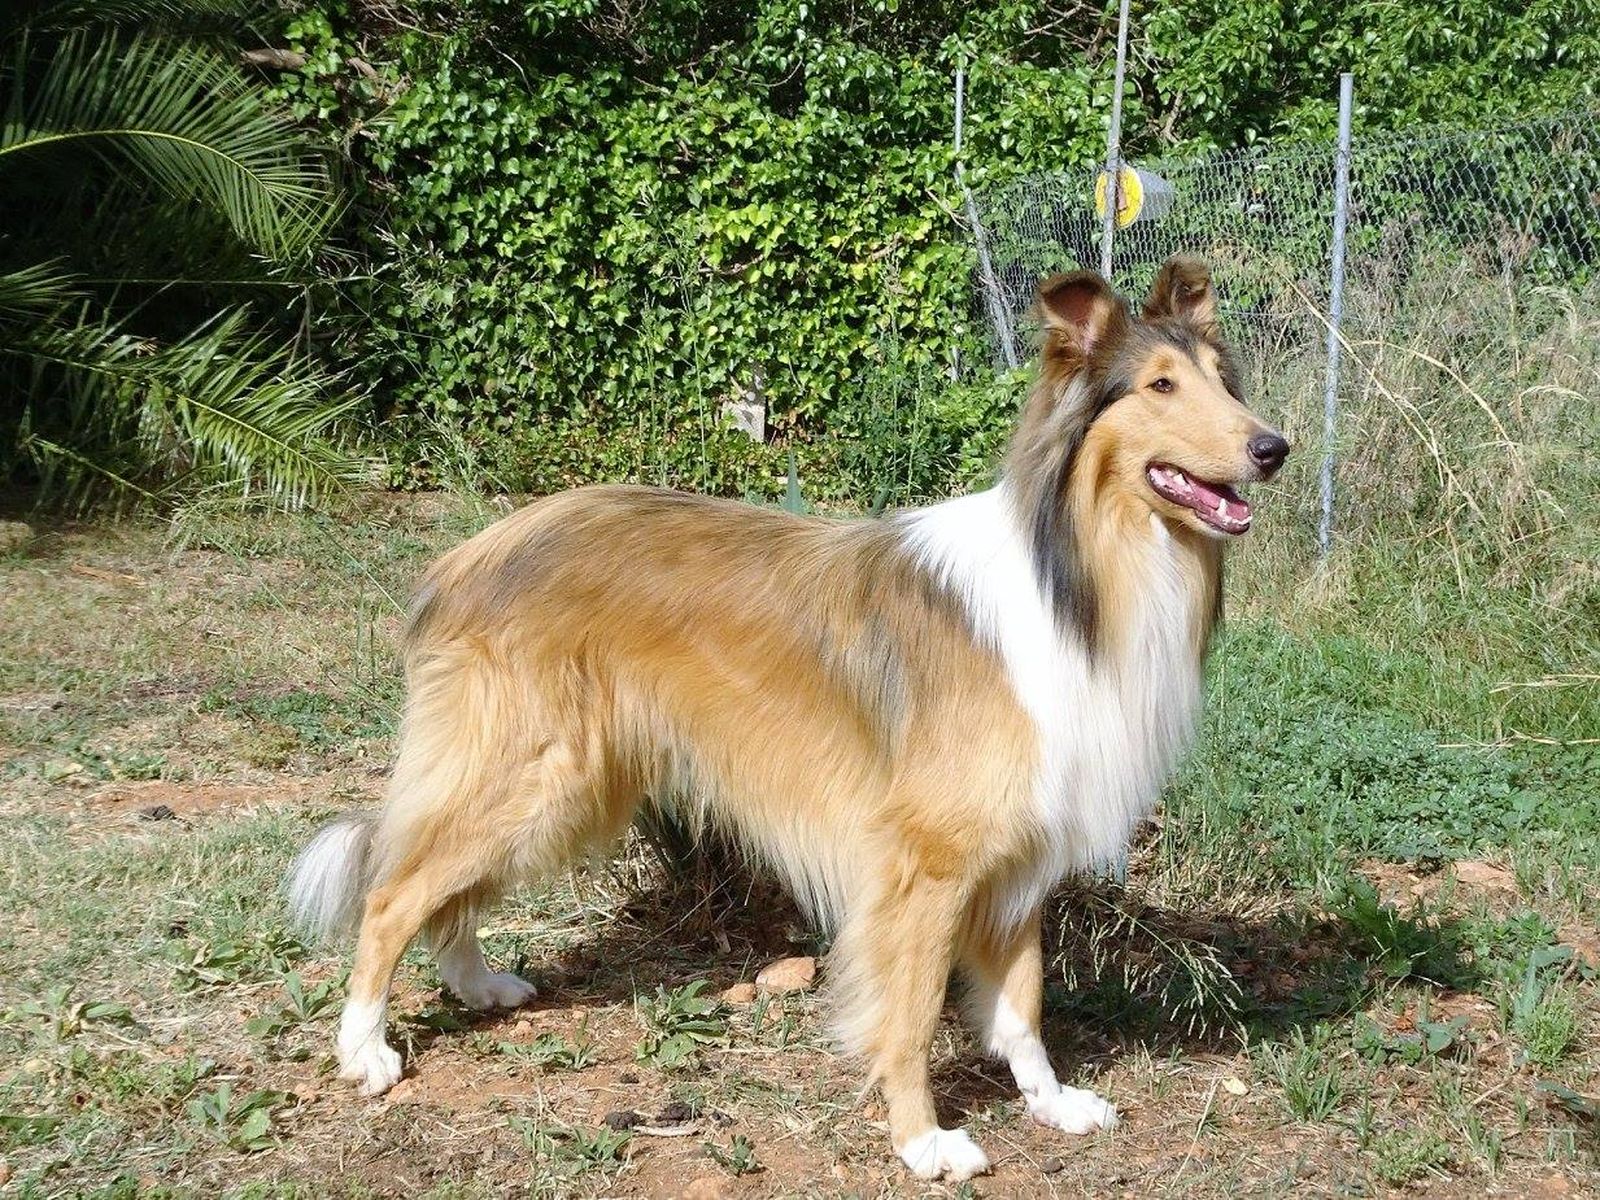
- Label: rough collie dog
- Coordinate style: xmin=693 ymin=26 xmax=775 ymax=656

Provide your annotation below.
xmin=288 ymin=256 xmax=1288 ymax=1180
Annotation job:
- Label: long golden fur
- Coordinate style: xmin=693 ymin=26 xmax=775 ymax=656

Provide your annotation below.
xmin=287 ymin=256 xmax=1288 ymax=1180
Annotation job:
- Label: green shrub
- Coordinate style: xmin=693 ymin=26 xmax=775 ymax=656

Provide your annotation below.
xmin=270 ymin=0 xmax=1118 ymax=498
xmin=259 ymin=0 xmax=1599 ymax=496
xmin=0 ymin=3 xmax=360 ymax=506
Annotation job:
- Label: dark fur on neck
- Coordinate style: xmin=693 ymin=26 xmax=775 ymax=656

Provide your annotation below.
xmin=1004 ymin=347 xmax=1122 ymax=655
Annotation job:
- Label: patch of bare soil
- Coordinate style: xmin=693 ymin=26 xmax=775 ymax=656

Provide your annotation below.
xmin=1361 ymin=857 xmax=1520 ymax=908
xmin=1360 ymin=857 xmax=1599 ymax=971
xmin=90 ymin=779 xmax=317 ymax=821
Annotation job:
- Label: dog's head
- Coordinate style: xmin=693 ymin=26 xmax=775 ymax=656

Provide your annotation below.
xmin=1035 ymin=256 xmax=1288 ymax=539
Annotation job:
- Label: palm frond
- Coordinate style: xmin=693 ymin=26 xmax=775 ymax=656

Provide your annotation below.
xmin=3 ymin=304 xmax=167 ymax=501
xmin=0 ymin=260 xmax=83 ymax=316
xmin=15 ymin=425 xmax=162 ymax=505
xmin=6 ymin=302 xmax=367 ymax=507
xmin=5 ymin=0 xmax=257 ymax=38
xmin=1 ymin=31 xmax=331 ymax=260
xmin=147 ymin=310 xmax=368 ymax=505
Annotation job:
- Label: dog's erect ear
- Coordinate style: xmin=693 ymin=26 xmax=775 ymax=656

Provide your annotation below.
xmin=1036 ymin=270 xmax=1127 ymax=360
xmin=1142 ymin=255 xmax=1218 ymax=332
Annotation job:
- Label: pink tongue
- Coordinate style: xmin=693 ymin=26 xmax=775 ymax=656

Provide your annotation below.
xmin=1189 ymin=478 xmax=1250 ymax=521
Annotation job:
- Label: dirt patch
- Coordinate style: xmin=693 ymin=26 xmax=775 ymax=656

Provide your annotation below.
xmin=91 ymin=778 xmax=321 ymax=821
xmin=1359 ymin=857 xmax=1523 ymax=911
xmin=1558 ymin=926 xmax=1600 ymax=971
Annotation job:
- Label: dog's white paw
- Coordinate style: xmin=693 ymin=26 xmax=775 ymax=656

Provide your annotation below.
xmin=338 ymin=1038 xmax=403 ymax=1097
xmin=449 ymin=971 xmax=537 ymax=1010
xmin=897 ymin=1126 xmax=992 ymax=1181
xmin=1029 ymin=1085 xmax=1118 ymax=1135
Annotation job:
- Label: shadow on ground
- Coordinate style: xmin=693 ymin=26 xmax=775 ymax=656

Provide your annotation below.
xmin=395 ymin=841 xmax=1483 ymax=1129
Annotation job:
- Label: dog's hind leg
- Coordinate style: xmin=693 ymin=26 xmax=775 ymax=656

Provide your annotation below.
xmin=960 ymin=903 xmax=1117 ymax=1136
xmin=428 ymin=890 xmax=537 ymax=1010
xmin=337 ymin=843 xmax=486 ymax=1096
xmin=333 ymin=686 xmax=532 ymax=1095
xmin=336 ymin=732 xmax=633 ymax=1094
xmin=832 ymin=856 xmax=989 ymax=1182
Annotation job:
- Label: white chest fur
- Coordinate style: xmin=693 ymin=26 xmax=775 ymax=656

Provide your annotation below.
xmin=900 ymin=488 xmax=1204 ymax=927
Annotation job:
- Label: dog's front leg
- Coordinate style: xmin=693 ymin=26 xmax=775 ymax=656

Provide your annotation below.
xmin=834 ymin=865 xmax=991 ymax=1182
xmin=963 ymin=905 xmax=1119 ymax=1135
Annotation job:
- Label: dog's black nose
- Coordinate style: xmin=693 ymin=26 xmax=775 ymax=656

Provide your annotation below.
xmin=1248 ymin=433 xmax=1290 ymax=476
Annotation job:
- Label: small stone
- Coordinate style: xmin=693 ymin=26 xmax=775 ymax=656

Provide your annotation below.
xmin=754 ymin=955 xmax=816 ymax=994
xmin=1040 ymin=1155 xmax=1065 ymax=1174
xmin=603 ymin=1109 xmax=641 ymax=1131
xmin=679 ymin=1176 xmax=733 ymax=1200
xmin=619 ymin=1071 xmax=639 ymax=1084
xmin=140 ymin=804 xmax=177 ymax=822
xmin=385 ymin=1078 xmax=417 ymax=1103
xmin=720 ymin=982 xmax=757 ymax=1004
xmin=0 ymin=1159 xmax=12 ymax=1186
xmin=511 ymin=1018 xmax=534 ymax=1036
xmin=1222 ymin=1076 xmax=1248 ymax=1096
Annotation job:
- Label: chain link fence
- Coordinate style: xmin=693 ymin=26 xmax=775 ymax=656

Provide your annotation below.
xmin=964 ymin=104 xmax=1600 ymax=553
xmin=968 ymin=105 xmax=1600 ymax=385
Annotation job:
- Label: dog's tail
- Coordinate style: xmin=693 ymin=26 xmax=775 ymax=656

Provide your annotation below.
xmin=285 ymin=811 xmax=379 ymax=943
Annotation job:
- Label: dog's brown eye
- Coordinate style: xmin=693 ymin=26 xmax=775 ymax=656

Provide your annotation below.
xmin=1151 ymin=377 xmax=1175 ymax=394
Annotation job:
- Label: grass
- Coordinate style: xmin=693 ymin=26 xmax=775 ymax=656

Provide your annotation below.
xmin=1 ymin=273 xmax=1597 ymax=1195
xmin=1255 ymin=1025 xmax=1346 ymax=1123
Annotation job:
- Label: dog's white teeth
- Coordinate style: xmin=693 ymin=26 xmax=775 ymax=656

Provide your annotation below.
xmin=1217 ymin=499 xmax=1230 ymax=520
xmin=1173 ymin=471 xmax=1188 ymax=487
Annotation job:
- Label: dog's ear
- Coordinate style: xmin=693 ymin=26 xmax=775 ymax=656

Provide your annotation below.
xmin=1036 ymin=270 xmax=1127 ymax=361
xmin=1142 ymin=255 xmax=1218 ymax=333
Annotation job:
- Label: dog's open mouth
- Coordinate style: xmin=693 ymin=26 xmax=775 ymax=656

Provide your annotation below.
xmin=1146 ymin=463 xmax=1252 ymax=535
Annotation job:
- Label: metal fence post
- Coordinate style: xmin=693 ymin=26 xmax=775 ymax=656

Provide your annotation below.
xmin=1318 ymin=73 xmax=1354 ymax=557
xmin=1098 ymin=0 xmax=1133 ymax=277
xmin=955 ymin=63 xmax=1020 ymax=371
xmin=951 ymin=68 xmax=964 ymax=381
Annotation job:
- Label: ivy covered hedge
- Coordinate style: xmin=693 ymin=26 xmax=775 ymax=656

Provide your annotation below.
xmin=274 ymin=0 xmax=1598 ymax=503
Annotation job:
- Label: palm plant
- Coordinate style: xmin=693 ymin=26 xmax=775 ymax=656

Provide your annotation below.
xmin=1 ymin=0 xmax=363 ymax=507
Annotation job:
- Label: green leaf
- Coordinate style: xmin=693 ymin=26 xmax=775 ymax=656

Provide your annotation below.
xmin=1535 ymin=1080 xmax=1600 ymax=1121
xmin=235 ymin=1105 xmax=272 ymax=1150
xmin=2 ymin=30 xmax=332 ymax=258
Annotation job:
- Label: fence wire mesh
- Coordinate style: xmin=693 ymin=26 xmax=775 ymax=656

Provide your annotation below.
xmin=968 ymin=107 xmax=1600 ymax=390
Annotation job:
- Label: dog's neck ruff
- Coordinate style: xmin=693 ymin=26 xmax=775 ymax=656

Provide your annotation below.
xmin=898 ymin=483 xmax=1208 ymax=928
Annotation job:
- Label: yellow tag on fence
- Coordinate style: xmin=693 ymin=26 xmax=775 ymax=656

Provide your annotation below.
xmin=1095 ymin=165 xmax=1144 ymax=228
xmin=1095 ymin=165 xmax=1173 ymax=228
